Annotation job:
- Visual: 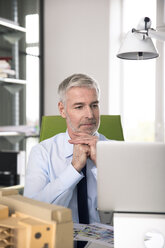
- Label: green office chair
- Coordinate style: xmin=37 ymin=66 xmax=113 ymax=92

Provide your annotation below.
xmin=40 ymin=115 xmax=124 ymax=142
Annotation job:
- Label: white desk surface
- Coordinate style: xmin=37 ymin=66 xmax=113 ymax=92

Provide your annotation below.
xmin=114 ymin=213 xmax=165 ymax=248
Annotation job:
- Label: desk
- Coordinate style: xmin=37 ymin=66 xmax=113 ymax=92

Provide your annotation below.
xmin=114 ymin=213 xmax=165 ymax=248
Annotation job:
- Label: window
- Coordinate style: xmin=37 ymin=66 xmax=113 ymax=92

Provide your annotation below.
xmin=26 ymin=14 xmax=40 ymax=128
xmin=109 ymin=0 xmax=159 ymax=142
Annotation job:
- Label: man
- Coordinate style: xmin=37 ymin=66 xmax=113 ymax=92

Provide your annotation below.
xmin=24 ymin=74 xmax=107 ymax=224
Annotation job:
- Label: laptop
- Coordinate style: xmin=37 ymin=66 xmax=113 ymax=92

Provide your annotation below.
xmin=96 ymin=141 xmax=165 ymax=214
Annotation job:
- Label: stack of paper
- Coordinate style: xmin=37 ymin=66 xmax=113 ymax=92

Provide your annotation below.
xmin=74 ymin=223 xmax=114 ymax=247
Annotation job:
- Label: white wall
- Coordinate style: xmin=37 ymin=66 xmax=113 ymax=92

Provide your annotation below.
xmin=44 ymin=0 xmax=110 ymax=115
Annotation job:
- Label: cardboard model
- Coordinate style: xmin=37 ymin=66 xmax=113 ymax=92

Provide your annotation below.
xmin=0 ymin=189 xmax=73 ymax=248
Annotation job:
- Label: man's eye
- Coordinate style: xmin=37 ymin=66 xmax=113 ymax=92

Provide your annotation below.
xmin=75 ymin=106 xmax=83 ymax=109
xmin=92 ymin=104 xmax=98 ymax=108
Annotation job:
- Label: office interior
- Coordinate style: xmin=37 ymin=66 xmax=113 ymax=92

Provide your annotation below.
xmin=0 ymin=0 xmax=165 ymax=247
xmin=1 ymin=0 xmax=164 ymax=185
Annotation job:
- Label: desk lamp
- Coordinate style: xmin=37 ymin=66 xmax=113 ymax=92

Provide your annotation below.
xmin=117 ymin=17 xmax=165 ymax=60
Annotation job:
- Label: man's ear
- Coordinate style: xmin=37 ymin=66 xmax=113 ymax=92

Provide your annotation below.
xmin=58 ymin=101 xmax=66 ymax=118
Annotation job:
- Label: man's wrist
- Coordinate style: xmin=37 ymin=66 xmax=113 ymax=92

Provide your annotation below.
xmin=71 ymin=161 xmax=84 ymax=173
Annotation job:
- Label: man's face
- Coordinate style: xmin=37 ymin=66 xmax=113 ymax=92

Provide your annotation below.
xmin=58 ymin=87 xmax=100 ymax=137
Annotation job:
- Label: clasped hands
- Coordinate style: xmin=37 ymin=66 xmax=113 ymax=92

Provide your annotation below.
xmin=68 ymin=132 xmax=98 ymax=172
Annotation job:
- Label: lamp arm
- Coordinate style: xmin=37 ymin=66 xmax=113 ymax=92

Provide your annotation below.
xmin=148 ymin=29 xmax=165 ymax=42
xmin=132 ymin=28 xmax=147 ymax=35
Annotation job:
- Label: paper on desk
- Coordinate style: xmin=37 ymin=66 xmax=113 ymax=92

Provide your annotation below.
xmin=74 ymin=222 xmax=114 ymax=247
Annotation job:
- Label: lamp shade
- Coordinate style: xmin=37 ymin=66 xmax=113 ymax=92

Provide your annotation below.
xmin=117 ymin=31 xmax=159 ymax=60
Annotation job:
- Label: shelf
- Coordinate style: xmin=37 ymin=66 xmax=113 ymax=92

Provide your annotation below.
xmin=0 ymin=17 xmax=26 ymax=33
xmin=0 ymin=131 xmax=25 ymax=137
xmin=0 ymin=132 xmax=39 ymax=138
xmin=0 ymin=18 xmax=26 ymax=85
xmin=0 ymin=77 xmax=26 ymax=85
xmin=0 ymin=125 xmax=39 ymax=137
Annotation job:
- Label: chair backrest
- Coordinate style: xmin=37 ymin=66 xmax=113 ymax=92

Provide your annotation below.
xmin=99 ymin=115 xmax=124 ymax=141
xmin=39 ymin=115 xmax=124 ymax=142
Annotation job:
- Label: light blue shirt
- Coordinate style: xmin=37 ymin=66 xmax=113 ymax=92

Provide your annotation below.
xmin=24 ymin=131 xmax=107 ymax=223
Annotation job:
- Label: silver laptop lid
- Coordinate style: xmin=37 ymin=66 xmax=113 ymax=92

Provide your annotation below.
xmin=97 ymin=141 xmax=165 ymax=213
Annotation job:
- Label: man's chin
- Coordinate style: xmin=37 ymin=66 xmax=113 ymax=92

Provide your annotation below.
xmin=79 ymin=127 xmax=97 ymax=135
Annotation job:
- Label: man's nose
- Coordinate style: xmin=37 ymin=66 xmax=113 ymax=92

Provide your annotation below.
xmin=85 ymin=106 xmax=94 ymax=118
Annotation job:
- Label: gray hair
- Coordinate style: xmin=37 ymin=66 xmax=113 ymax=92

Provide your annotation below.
xmin=58 ymin=73 xmax=100 ymax=103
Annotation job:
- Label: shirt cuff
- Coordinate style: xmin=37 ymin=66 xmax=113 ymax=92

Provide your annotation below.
xmin=59 ymin=163 xmax=83 ymax=190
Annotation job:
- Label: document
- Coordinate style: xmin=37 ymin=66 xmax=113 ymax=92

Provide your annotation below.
xmin=74 ymin=222 xmax=114 ymax=247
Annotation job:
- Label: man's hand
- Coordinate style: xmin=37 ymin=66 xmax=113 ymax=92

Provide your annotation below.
xmin=69 ymin=132 xmax=98 ymax=172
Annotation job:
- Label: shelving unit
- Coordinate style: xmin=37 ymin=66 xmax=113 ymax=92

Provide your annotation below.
xmin=0 ymin=18 xmax=26 ymax=126
xmin=0 ymin=9 xmax=27 ymax=186
xmin=0 ymin=0 xmax=42 ymax=187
